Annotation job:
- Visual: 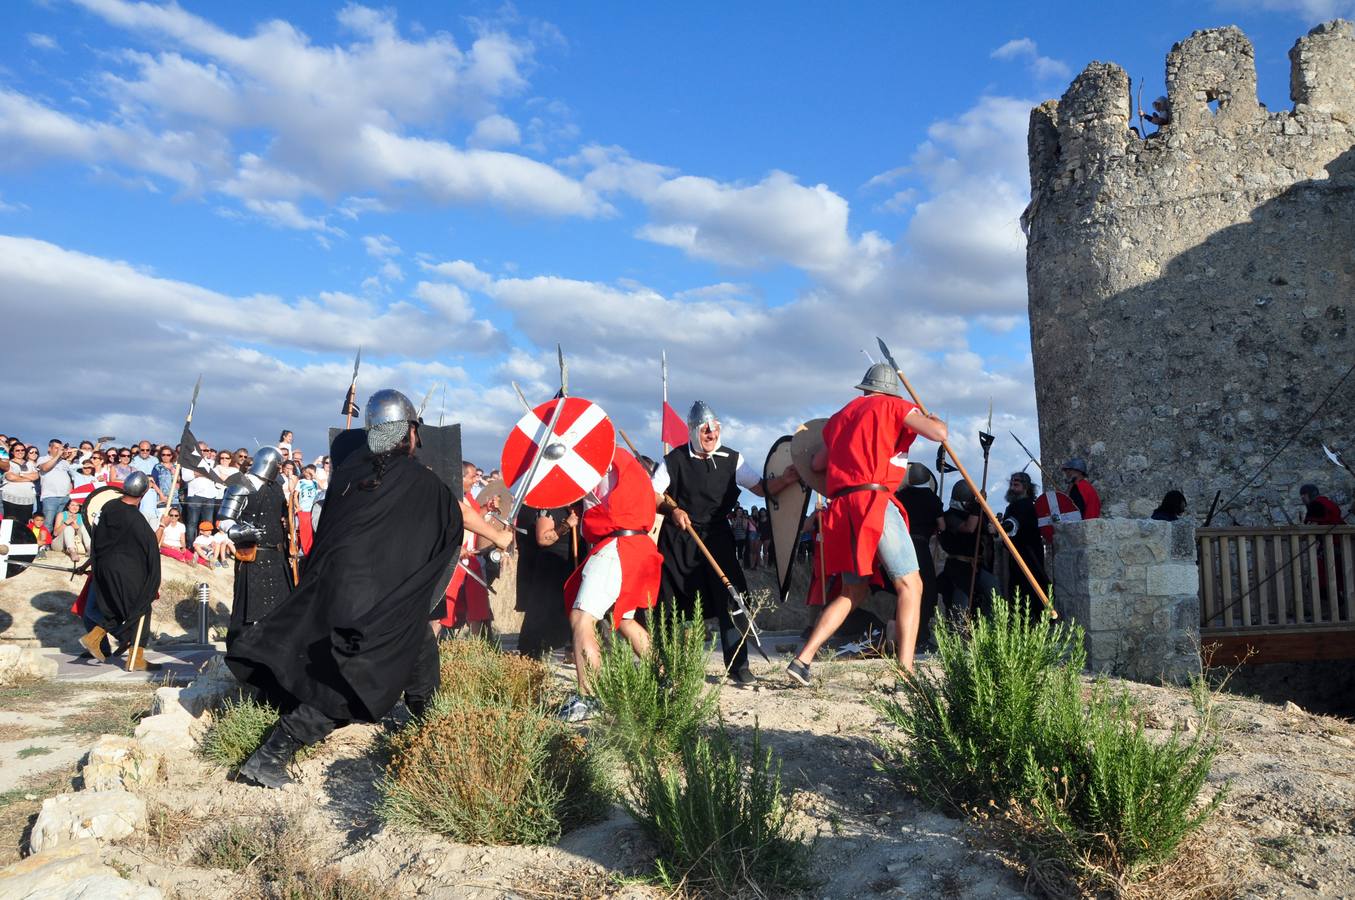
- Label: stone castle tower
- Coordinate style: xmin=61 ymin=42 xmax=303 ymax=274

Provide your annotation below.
xmin=1024 ymin=21 xmax=1354 ymax=524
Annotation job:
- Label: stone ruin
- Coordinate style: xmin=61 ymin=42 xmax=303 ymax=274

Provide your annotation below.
xmin=1025 ymin=21 xmax=1355 ymax=524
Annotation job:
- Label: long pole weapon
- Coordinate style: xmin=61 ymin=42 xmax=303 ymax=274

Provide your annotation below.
xmin=965 ymin=400 xmax=995 ymax=613
xmin=343 ymin=346 xmax=362 ymax=430
xmin=284 ymin=487 xmax=300 ymax=584
xmin=661 ymin=349 xmax=670 ymax=456
xmin=558 ymin=345 xmax=578 ymax=556
xmin=129 ymin=375 xmax=201 ymax=670
xmin=877 ymin=338 xmax=1055 ymax=617
xmin=617 ymin=427 xmax=771 ymax=662
xmin=510 ymin=381 xmax=532 ymax=414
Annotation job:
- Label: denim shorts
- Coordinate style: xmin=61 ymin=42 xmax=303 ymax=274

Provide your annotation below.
xmin=841 ymin=502 xmax=919 ymax=584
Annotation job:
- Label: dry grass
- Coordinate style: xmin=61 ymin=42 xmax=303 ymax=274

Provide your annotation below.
xmin=380 ymin=704 xmax=607 ymax=844
xmin=435 ymin=637 xmax=551 ymax=711
xmin=0 ymin=766 xmax=80 ymax=865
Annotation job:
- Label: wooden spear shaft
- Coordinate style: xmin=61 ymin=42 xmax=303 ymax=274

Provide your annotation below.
xmin=889 ymin=368 xmax=1056 ymax=618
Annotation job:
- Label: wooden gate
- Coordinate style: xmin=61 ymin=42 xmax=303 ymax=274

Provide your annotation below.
xmin=1198 ymin=526 xmax=1355 ymax=664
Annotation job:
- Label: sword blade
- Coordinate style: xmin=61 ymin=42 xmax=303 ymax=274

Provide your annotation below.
xmin=557 ymin=343 xmax=568 ymax=397
xmin=510 ymin=381 xmax=532 ymax=413
xmin=350 ymin=345 xmax=362 ymax=381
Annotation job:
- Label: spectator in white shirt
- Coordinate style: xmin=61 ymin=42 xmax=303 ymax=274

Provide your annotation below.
xmin=2 ymin=443 xmax=40 ymax=521
xmin=36 ymin=439 xmax=78 ymax=526
xmin=156 ymin=507 xmax=195 ymax=564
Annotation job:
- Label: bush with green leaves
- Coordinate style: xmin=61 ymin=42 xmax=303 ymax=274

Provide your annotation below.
xmin=590 ymin=598 xmax=719 ymax=763
xmin=626 ymin=726 xmax=812 ymax=897
xmin=876 ymin=594 xmax=1221 ymax=876
xmin=379 ymin=704 xmax=607 ymax=844
xmin=200 ymin=693 xmax=309 ymax=769
xmin=434 ymin=635 xmax=551 ymax=712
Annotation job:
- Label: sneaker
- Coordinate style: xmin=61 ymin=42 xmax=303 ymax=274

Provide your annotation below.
xmin=558 ymin=694 xmax=598 ymax=723
xmin=786 ymin=658 xmax=812 ymax=687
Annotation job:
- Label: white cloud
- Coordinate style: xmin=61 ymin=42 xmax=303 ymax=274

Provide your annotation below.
xmin=469 ymin=113 xmax=521 ymax=148
xmin=991 ymin=37 xmax=1070 ymax=81
xmin=0 ymin=194 xmax=27 ymax=213
xmin=27 ymin=33 xmax=59 ymax=51
xmin=420 ymin=258 xmax=494 ymax=292
xmin=363 ymin=234 xmax=401 ymax=258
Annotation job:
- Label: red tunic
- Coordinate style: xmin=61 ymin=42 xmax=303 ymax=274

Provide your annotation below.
xmin=1070 ymin=480 xmax=1102 ymax=520
xmin=1305 ymin=496 xmax=1344 ymax=526
xmin=820 ymin=394 xmax=917 ymax=579
xmin=563 ymin=448 xmax=663 ymax=628
xmin=441 ymin=495 xmax=491 ymax=626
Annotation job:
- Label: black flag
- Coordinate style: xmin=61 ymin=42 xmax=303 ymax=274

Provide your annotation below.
xmin=178 ymin=425 xmax=225 ymax=484
xmin=341 ymin=383 xmax=360 ymax=417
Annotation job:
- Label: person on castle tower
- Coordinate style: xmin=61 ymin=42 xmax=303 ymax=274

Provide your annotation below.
xmin=1061 ymin=458 xmax=1101 ymax=520
xmin=1300 ymin=484 xmax=1344 ymax=526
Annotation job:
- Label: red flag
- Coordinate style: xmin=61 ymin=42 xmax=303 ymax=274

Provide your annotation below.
xmin=662 ymin=402 xmax=688 ymax=448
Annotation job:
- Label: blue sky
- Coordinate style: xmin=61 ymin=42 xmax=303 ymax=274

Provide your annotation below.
xmin=1 ymin=0 xmax=1347 ymax=486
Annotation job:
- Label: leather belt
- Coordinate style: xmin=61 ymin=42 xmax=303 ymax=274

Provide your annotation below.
xmin=829 ymin=483 xmax=890 ymax=500
xmin=949 ymin=555 xmax=976 ymax=564
xmin=253 ymin=543 xmax=287 ymax=553
xmin=607 ymin=529 xmax=648 ymax=538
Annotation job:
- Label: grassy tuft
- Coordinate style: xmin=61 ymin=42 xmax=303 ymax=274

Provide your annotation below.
xmin=199 ymin=693 xmax=311 ymax=769
xmin=876 ymin=593 xmax=1222 ymax=880
xmin=434 ymin=636 xmax=551 ymax=712
xmin=379 ymin=704 xmax=608 ymax=844
xmin=590 ymin=598 xmax=719 ymax=764
xmin=625 ymin=725 xmax=813 ymax=898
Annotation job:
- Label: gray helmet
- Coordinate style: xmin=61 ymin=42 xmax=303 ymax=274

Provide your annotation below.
xmin=687 ymin=400 xmax=721 ymax=452
xmin=1062 ymin=457 xmax=1088 ymax=476
xmin=950 ymin=480 xmax=984 ymax=511
xmin=249 ymin=446 xmax=284 ymax=484
xmin=854 ymin=363 xmax=902 ymax=398
xmin=365 ymin=389 xmax=418 ymax=454
xmin=122 ymin=470 xmax=150 ymax=499
xmin=906 ymin=462 xmax=933 ymax=487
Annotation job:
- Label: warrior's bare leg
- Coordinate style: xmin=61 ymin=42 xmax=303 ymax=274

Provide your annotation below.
xmin=570 ymin=609 xmax=602 ymax=695
xmin=795 ymin=581 xmax=868 ymax=665
xmin=616 ymin=617 xmax=650 ymax=660
xmin=893 ymin=571 xmax=922 ymax=672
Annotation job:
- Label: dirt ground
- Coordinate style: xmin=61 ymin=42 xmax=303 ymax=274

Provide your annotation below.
xmin=0 ymin=649 xmax=1348 ymax=898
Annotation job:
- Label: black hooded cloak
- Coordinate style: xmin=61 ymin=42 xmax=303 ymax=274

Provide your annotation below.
xmin=226 ymin=479 xmax=294 ymax=645
xmin=226 ymin=449 xmax=461 ymax=723
xmin=90 ymin=499 xmax=161 ymax=643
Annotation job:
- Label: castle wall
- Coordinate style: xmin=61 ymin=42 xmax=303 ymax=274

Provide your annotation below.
xmin=1025 ymin=22 xmax=1355 ymax=523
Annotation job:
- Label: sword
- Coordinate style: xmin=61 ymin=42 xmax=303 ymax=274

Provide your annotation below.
xmin=459 ymin=559 xmax=495 ymax=594
xmin=2 ymin=557 xmax=80 ymax=576
xmin=617 ymin=427 xmax=770 ymax=663
xmin=510 ymin=381 xmax=532 ymax=414
xmin=506 ymin=397 xmax=568 ymax=524
xmin=877 ymin=337 xmax=1054 ymax=617
xmin=558 ymin=344 xmax=568 ymax=398
xmin=416 ymin=384 xmax=435 ymax=420
xmin=439 ymin=381 xmax=447 ymax=427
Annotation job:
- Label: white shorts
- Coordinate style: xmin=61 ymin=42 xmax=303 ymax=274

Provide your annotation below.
xmin=571 ymin=541 xmax=636 ymax=621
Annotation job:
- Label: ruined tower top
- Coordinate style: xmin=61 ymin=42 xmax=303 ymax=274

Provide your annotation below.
xmin=1024 ymin=21 xmax=1354 ymax=522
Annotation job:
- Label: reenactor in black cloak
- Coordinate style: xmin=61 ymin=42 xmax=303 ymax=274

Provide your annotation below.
xmin=514 ymin=503 xmax=579 ymax=657
xmin=895 ymin=463 xmax=945 ymax=646
xmin=216 ymin=447 xmax=295 ymax=647
xmin=937 ymin=480 xmax=1001 ymax=619
xmin=1000 ymin=471 xmax=1048 ymax=613
xmin=653 ymin=401 xmax=799 ymax=684
xmin=227 ymin=389 xmax=461 ymax=789
xmin=79 ymin=472 xmax=162 ymax=670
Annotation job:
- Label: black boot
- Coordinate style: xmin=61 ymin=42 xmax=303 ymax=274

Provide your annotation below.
xmin=404 ymin=694 xmax=432 ymax=721
xmin=236 ymin=725 xmax=304 ymax=789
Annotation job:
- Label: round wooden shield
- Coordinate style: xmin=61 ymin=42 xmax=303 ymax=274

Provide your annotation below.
xmin=475 ymin=478 xmax=513 ymax=518
xmin=789 ymin=418 xmax=828 ymax=496
xmin=501 ymin=397 xmax=615 ymax=509
xmin=80 ymin=485 xmax=124 ymax=546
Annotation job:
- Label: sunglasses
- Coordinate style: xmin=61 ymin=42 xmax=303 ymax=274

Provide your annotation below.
xmin=159 ymin=452 xmax=173 ymax=458
xmin=118 ymin=454 xmax=131 ymax=459
xmin=167 ymin=511 xmax=180 ymax=517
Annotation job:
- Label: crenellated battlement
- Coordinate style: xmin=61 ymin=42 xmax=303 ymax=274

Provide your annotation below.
xmin=1023 ymin=21 xmax=1355 ymax=525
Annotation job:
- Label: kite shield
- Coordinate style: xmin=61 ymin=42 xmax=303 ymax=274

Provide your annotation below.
xmin=763 ymin=435 xmax=809 ymax=603
xmin=789 ymin=418 xmax=828 ymax=496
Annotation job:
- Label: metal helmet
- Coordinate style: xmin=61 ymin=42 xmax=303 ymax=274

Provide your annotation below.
xmin=854 ymin=363 xmax=902 ymax=398
xmin=122 ymin=470 xmax=150 ymax=499
xmin=248 ymin=446 xmax=284 ymax=485
xmin=687 ymin=400 xmax=721 ymax=452
xmin=906 ymin=462 xmax=933 ymax=487
xmin=365 ymin=388 xmax=418 ymax=454
xmin=949 ymin=480 xmax=983 ymax=512
xmin=1062 ymin=457 xmax=1088 ymax=476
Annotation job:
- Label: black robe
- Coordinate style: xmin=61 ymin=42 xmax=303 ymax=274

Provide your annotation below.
xmin=226 ymin=451 xmax=461 ymax=723
xmin=656 ymin=445 xmax=747 ymax=619
xmin=514 ymin=505 xmax=577 ymax=657
xmin=1003 ymin=496 xmax=1048 ymax=609
xmin=227 ymin=479 xmax=295 ymax=646
xmin=91 ymin=500 xmax=161 ymax=643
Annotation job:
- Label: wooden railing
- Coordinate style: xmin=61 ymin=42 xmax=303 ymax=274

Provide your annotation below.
xmin=1198 ymin=526 xmax=1355 ymax=630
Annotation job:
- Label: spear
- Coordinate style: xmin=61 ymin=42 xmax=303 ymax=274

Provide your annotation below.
xmin=661 ymin=349 xmax=670 ymax=456
xmin=877 ymin=338 xmax=1054 ymax=617
xmin=342 ymin=346 xmax=362 ymax=429
xmin=558 ymin=343 xmax=568 ymax=398
xmin=438 ymin=381 xmax=448 ymax=427
xmin=510 ymin=381 xmax=532 ymax=414
xmin=965 ymin=399 xmax=996 ymax=613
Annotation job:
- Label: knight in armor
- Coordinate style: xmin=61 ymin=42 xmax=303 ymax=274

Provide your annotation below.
xmin=937 ymin=480 xmax=1002 ymax=619
xmin=226 ymin=389 xmax=461 ymax=789
xmin=79 ymin=472 xmax=162 ymax=671
xmin=1001 ymin=471 xmax=1048 ymax=611
xmin=217 ymin=447 xmax=295 ymax=647
xmin=653 ymin=401 xmax=800 ymax=685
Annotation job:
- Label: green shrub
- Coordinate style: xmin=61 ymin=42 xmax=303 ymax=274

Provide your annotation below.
xmin=877 ymin=593 xmax=1221 ymax=878
xmin=379 ymin=705 xmax=607 ymax=844
xmin=200 ymin=694 xmax=289 ymax=769
xmin=590 ymin=598 xmax=719 ymax=763
xmin=626 ymin=725 xmax=812 ymax=897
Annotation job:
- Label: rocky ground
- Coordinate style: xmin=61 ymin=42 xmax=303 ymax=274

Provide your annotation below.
xmin=2 ymin=563 xmax=1354 ymax=898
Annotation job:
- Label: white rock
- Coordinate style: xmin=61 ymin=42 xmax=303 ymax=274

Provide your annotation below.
xmin=133 ymin=708 xmax=200 ymax=755
xmin=29 ymin=791 xmax=148 ymax=853
xmin=0 ymin=838 xmax=161 ymax=898
xmin=81 ymin=736 xmax=163 ymax=792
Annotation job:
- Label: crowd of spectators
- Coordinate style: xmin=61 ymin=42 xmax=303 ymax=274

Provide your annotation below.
xmin=0 ymin=429 xmax=330 ymax=569
xmin=729 ymin=505 xmax=771 ymax=569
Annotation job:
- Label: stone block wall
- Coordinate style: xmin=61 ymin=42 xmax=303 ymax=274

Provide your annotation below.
xmin=1052 ymin=517 xmax=1201 ymax=684
xmin=1025 ymin=21 xmax=1355 ymax=524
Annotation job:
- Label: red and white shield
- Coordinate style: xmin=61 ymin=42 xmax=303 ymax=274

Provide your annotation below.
xmin=501 ymin=397 xmax=616 ymax=508
xmin=1034 ymin=490 xmax=1082 ymax=544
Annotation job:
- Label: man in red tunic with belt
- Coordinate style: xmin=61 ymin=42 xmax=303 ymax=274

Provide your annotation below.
xmin=788 ymin=364 xmax=947 ymax=685
xmin=559 ymin=446 xmax=663 ymax=722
